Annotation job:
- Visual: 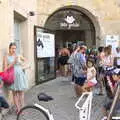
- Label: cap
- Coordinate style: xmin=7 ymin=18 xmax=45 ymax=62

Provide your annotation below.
xmin=81 ymin=45 xmax=87 ymax=49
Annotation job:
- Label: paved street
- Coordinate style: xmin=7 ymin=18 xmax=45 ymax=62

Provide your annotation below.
xmin=5 ymin=77 xmax=105 ymax=120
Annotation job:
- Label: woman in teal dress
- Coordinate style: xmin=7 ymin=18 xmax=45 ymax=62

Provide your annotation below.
xmin=3 ymin=42 xmax=28 ymax=113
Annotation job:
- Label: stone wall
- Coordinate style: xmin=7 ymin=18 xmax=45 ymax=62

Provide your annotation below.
xmin=0 ymin=0 xmax=37 ymax=87
xmin=37 ymin=0 xmax=120 ymax=46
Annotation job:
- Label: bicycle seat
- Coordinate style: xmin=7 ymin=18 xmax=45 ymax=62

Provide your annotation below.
xmin=37 ymin=93 xmax=54 ymax=102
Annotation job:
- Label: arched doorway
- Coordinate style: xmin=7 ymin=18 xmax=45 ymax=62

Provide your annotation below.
xmin=45 ymin=6 xmax=101 ymax=49
xmin=35 ymin=6 xmax=101 ymax=83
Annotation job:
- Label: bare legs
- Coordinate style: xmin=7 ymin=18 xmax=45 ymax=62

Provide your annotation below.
xmin=98 ymin=74 xmax=104 ymax=95
xmin=74 ymin=84 xmax=83 ymax=97
xmin=12 ymin=91 xmax=20 ymax=113
xmin=12 ymin=91 xmax=24 ymax=114
xmin=59 ymin=65 xmax=68 ymax=77
xmin=19 ymin=91 xmax=24 ymax=108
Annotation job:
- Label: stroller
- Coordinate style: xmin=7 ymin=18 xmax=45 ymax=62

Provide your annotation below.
xmin=102 ymin=67 xmax=120 ymax=120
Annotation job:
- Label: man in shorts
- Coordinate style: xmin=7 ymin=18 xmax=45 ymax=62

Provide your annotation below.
xmin=73 ymin=45 xmax=87 ymax=96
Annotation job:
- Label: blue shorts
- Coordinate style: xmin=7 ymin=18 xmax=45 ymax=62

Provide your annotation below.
xmin=75 ymin=77 xmax=86 ymax=86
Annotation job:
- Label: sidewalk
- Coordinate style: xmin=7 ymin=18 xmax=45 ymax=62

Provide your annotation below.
xmin=5 ymin=77 xmax=105 ymax=120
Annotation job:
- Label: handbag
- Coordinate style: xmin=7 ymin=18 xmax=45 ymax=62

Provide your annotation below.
xmin=0 ymin=67 xmax=15 ymax=85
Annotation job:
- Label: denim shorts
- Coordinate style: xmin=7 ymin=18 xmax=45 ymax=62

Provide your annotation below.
xmin=74 ymin=76 xmax=86 ymax=86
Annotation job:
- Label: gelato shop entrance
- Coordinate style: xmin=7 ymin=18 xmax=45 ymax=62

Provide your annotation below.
xmin=45 ymin=6 xmax=97 ymax=49
xmin=35 ymin=6 xmax=101 ymax=83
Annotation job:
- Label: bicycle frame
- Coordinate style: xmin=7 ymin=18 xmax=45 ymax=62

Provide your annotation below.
xmin=34 ymin=92 xmax=93 ymax=120
xmin=75 ymin=92 xmax=93 ymax=120
xmin=34 ymin=103 xmax=54 ymax=120
xmin=33 ymin=91 xmax=120 ymax=120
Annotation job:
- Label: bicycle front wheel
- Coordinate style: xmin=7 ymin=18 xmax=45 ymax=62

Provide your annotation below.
xmin=17 ymin=105 xmax=49 ymax=120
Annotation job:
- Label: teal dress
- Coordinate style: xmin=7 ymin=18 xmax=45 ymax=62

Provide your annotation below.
xmin=7 ymin=55 xmax=28 ymax=91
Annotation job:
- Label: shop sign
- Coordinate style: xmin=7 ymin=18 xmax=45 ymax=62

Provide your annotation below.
xmin=36 ymin=32 xmax=55 ymax=58
xmin=60 ymin=16 xmax=80 ymax=29
xmin=105 ymin=35 xmax=119 ymax=53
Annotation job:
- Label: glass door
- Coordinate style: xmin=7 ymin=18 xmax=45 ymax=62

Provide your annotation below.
xmin=34 ymin=26 xmax=56 ymax=84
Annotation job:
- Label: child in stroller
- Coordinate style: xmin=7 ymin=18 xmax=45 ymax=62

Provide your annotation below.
xmin=102 ymin=67 xmax=120 ymax=118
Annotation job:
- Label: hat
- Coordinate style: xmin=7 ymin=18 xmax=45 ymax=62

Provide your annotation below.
xmin=81 ymin=45 xmax=87 ymax=49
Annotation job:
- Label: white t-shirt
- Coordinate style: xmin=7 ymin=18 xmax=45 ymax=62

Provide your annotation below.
xmin=103 ymin=55 xmax=114 ymax=67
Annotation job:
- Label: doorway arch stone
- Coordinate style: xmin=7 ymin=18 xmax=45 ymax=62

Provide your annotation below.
xmin=44 ymin=5 xmax=101 ymax=48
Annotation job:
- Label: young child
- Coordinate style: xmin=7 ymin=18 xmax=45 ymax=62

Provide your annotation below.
xmin=82 ymin=58 xmax=97 ymax=92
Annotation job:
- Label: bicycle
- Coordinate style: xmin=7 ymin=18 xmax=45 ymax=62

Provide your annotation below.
xmin=17 ymin=93 xmax=54 ymax=120
xmin=17 ymin=66 xmax=120 ymax=120
xmin=17 ymin=91 xmax=93 ymax=120
xmin=17 ymin=91 xmax=120 ymax=120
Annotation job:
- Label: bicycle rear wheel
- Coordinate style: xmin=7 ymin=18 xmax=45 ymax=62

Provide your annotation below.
xmin=17 ymin=105 xmax=49 ymax=120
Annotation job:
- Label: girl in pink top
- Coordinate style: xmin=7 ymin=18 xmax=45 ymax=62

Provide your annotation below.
xmin=82 ymin=59 xmax=97 ymax=92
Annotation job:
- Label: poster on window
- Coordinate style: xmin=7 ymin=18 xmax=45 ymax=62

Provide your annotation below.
xmin=36 ymin=32 xmax=55 ymax=58
xmin=105 ymin=35 xmax=119 ymax=54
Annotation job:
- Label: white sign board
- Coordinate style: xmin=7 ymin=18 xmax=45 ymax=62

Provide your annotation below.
xmin=106 ymin=35 xmax=119 ymax=53
xmin=37 ymin=32 xmax=55 ymax=58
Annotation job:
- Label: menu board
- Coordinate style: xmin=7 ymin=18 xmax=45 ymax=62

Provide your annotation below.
xmin=37 ymin=32 xmax=55 ymax=58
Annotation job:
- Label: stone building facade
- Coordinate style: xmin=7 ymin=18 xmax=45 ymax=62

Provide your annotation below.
xmin=0 ymin=0 xmax=120 ymax=87
xmin=37 ymin=0 xmax=120 ymax=47
xmin=0 ymin=0 xmax=37 ymax=87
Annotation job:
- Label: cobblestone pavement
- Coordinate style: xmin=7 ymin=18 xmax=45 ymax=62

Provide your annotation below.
xmin=5 ymin=77 xmax=105 ymax=120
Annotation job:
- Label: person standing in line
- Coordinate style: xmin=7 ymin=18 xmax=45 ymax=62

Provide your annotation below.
xmin=3 ymin=42 xmax=28 ymax=114
xmin=58 ymin=48 xmax=70 ymax=77
xmin=73 ymin=45 xmax=87 ymax=96
xmin=97 ymin=46 xmax=105 ymax=95
xmin=116 ymin=47 xmax=120 ymax=57
xmin=114 ymin=47 xmax=120 ymax=68
xmin=103 ymin=46 xmax=114 ymax=68
xmin=68 ymin=46 xmax=80 ymax=83
xmin=82 ymin=58 xmax=97 ymax=92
